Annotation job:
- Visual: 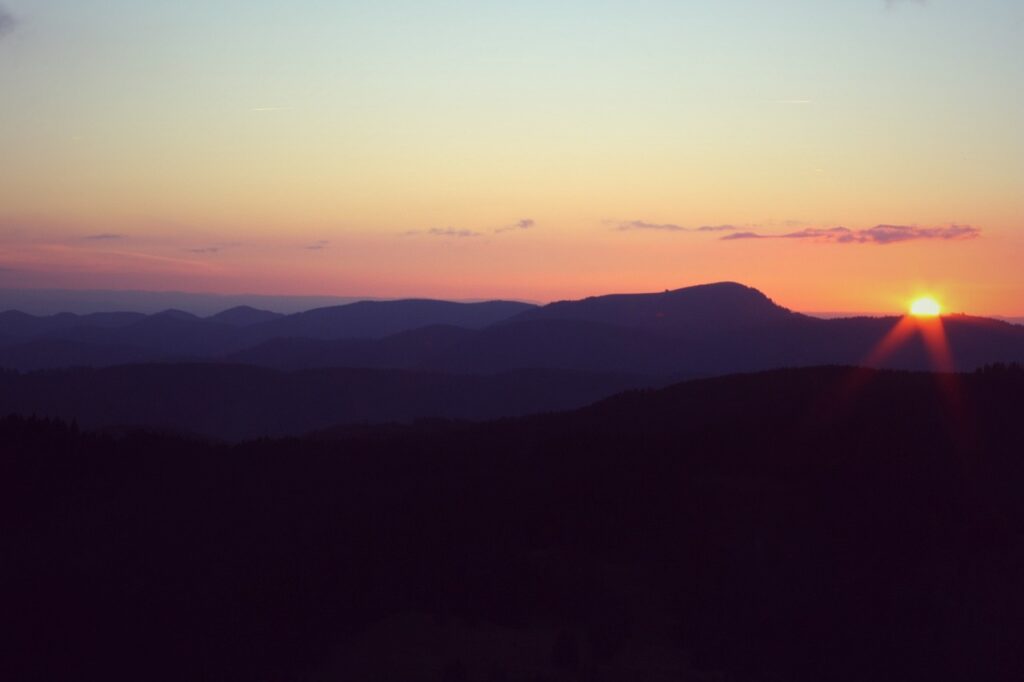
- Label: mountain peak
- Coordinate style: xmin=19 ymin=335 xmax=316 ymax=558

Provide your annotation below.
xmin=209 ymin=306 xmax=284 ymax=326
xmin=663 ymin=281 xmax=787 ymax=308
xmin=152 ymin=309 xmax=199 ymax=321
xmin=513 ymin=282 xmax=795 ymax=333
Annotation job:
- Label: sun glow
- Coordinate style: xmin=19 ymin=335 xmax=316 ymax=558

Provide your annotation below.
xmin=910 ymin=297 xmax=942 ymax=317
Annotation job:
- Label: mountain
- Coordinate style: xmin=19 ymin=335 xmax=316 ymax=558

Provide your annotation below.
xmin=4 ymin=365 xmax=1023 ymax=682
xmin=2 ymin=284 xmax=1022 ymax=375
xmin=0 ymin=339 xmax=161 ymax=372
xmin=0 ymin=287 xmax=370 ymax=316
xmin=0 ymin=299 xmax=536 ymax=367
xmin=33 ymin=310 xmax=247 ymax=357
xmin=0 ymin=310 xmax=145 ymax=339
xmin=226 ymin=324 xmax=476 ymax=370
xmin=255 ymin=299 xmax=536 ymax=340
xmin=231 ymin=312 xmax=1024 ymax=378
xmin=508 ymin=281 xmax=797 ymax=332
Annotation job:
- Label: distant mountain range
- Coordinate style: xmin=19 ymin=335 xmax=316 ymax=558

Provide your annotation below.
xmin=0 ymin=288 xmax=374 ymax=316
xmin=2 ymin=281 xmax=1022 ymax=437
xmin=0 ymin=298 xmax=536 ymax=369
xmin=2 ymin=282 xmax=1021 ymax=375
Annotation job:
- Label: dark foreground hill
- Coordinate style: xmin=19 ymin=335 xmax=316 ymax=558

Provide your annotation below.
xmin=0 ymin=364 xmax=647 ymax=440
xmin=3 ymin=365 xmax=1023 ymax=682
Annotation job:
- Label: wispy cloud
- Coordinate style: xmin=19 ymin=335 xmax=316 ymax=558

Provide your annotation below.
xmin=722 ymin=224 xmax=980 ymax=244
xmin=617 ymin=220 xmax=687 ymax=232
xmin=105 ymin=250 xmax=219 ymax=269
xmin=495 ymin=218 xmax=536 ymax=234
xmin=305 ymin=240 xmax=329 ymax=251
xmin=250 ymin=107 xmax=289 ymax=112
xmin=0 ymin=6 xmax=16 ymax=38
xmin=84 ymin=233 xmax=124 ymax=241
xmin=430 ymin=228 xmax=481 ymax=238
xmin=615 ymin=220 xmax=738 ymax=233
xmin=184 ymin=241 xmax=243 ymax=255
xmin=405 ymin=228 xmax=482 ymax=238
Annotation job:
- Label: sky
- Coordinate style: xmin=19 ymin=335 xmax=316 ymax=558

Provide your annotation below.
xmin=1 ymin=0 xmax=1022 ymax=314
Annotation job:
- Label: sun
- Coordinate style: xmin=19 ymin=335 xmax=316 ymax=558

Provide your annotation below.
xmin=909 ymin=296 xmax=942 ymax=317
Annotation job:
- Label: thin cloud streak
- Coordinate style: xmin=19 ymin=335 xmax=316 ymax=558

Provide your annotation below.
xmin=184 ymin=241 xmax=243 ymax=255
xmin=495 ymin=218 xmax=536 ymax=233
xmin=103 ymin=250 xmax=219 ymax=269
xmin=617 ymin=220 xmax=686 ymax=232
xmin=722 ymin=224 xmax=980 ymax=244
xmin=404 ymin=228 xmax=482 ymax=238
xmin=428 ymin=228 xmax=481 ymax=238
xmin=84 ymin=233 xmax=124 ymax=241
xmin=616 ymin=220 xmax=737 ymax=233
xmin=305 ymin=240 xmax=329 ymax=251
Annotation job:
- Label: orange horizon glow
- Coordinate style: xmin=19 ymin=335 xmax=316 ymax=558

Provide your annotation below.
xmin=1 ymin=225 xmax=1022 ymax=317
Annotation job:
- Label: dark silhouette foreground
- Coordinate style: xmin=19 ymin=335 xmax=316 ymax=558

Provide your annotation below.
xmin=3 ymin=365 xmax=1023 ymax=681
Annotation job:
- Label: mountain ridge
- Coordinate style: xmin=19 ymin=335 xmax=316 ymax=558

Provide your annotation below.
xmin=510 ymin=281 xmax=798 ymax=332
xmin=2 ymin=282 xmax=1022 ymax=375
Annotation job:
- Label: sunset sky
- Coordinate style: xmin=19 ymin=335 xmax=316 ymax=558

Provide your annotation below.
xmin=1 ymin=0 xmax=1021 ymax=314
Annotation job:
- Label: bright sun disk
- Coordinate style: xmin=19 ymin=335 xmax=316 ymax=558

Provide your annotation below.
xmin=910 ymin=297 xmax=942 ymax=317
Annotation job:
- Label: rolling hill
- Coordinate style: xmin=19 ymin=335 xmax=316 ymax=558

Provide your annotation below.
xmin=4 ymin=365 xmax=1022 ymax=681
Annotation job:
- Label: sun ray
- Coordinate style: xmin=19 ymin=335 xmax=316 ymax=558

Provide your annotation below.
xmin=918 ymin=316 xmax=954 ymax=373
xmin=862 ymin=315 xmax=918 ymax=368
xmin=830 ymin=316 xmax=919 ymax=409
xmin=834 ymin=299 xmax=975 ymax=451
